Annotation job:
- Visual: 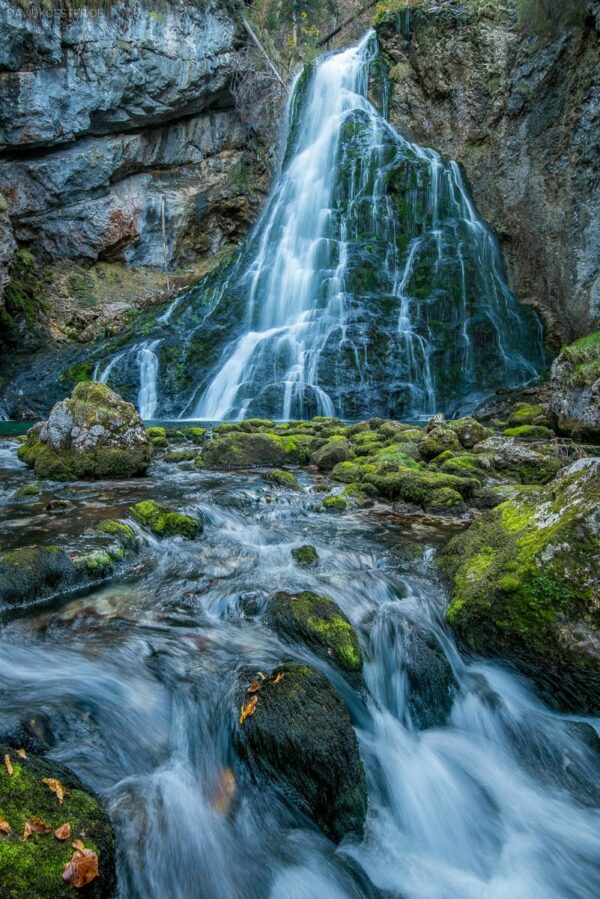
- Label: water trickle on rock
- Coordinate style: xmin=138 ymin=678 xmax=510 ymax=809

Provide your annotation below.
xmin=95 ymin=32 xmax=546 ymax=420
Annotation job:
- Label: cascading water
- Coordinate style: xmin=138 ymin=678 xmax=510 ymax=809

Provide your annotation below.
xmin=92 ymin=32 xmax=546 ymax=420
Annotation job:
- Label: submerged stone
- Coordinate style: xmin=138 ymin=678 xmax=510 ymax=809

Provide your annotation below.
xmin=233 ymin=664 xmax=367 ymax=842
xmin=18 ymin=382 xmax=151 ymax=481
xmin=265 ymin=590 xmax=362 ymax=679
xmin=130 ymin=500 xmax=202 ymax=539
xmin=439 ymin=459 xmax=600 ymax=712
xmin=0 ymin=743 xmax=115 ymax=898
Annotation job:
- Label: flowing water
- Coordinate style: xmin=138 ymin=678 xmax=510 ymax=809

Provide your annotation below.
xmin=91 ymin=32 xmax=545 ymax=422
xmin=0 ymin=439 xmax=599 ymax=899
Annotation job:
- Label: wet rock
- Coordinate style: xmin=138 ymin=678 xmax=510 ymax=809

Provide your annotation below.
xmin=0 ymin=546 xmax=76 ymax=607
xmin=439 ymin=459 xmax=600 ymax=712
xmin=130 ymin=500 xmax=202 ymax=539
xmin=507 ymin=404 xmax=549 ymax=427
xmin=448 ymin=417 xmax=493 ymax=449
xmin=419 ymin=427 xmax=461 ymax=461
xmin=12 ymin=482 xmax=41 ymax=499
xmin=548 ymin=332 xmax=600 ymax=440
xmin=45 ymin=499 xmax=74 ymax=514
xmin=363 ymin=468 xmax=478 ymax=510
xmin=263 ymin=468 xmax=301 ymax=490
xmin=321 ymin=493 xmax=349 ymax=513
xmin=199 ymin=432 xmax=310 ymax=469
xmin=233 ymin=664 xmax=367 ymax=842
xmin=291 ymin=545 xmax=319 ymax=567
xmin=473 ymin=435 xmax=563 ymax=484
xmin=18 ymin=382 xmax=151 ymax=481
xmin=0 ymin=743 xmax=115 ymax=898
xmin=265 ymin=591 xmax=362 ymax=682
xmin=403 ymin=625 xmax=457 ymax=729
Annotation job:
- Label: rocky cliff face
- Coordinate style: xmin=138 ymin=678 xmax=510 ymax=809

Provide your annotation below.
xmin=0 ymin=0 xmax=276 ymax=348
xmin=377 ymin=0 xmax=600 ymax=346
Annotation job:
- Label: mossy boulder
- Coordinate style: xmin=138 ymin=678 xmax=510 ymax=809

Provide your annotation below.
xmin=0 ymin=546 xmax=77 ymax=607
xmin=199 ymin=432 xmax=309 ymax=469
xmin=448 ymin=417 xmax=493 ymax=448
xmin=311 ymin=439 xmax=352 ymax=471
xmin=507 ymin=403 xmax=548 ymax=427
xmin=503 ymin=424 xmax=554 ymax=439
xmin=18 ymin=382 xmax=151 ymax=481
xmin=331 ymin=461 xmax=364 ymax=483
xmin=321 ymin=494 xmax=349 ymax=513
xmin=473 ymin=436 xmax=563 ymax=484
xmin=438 ymin=460 xmax=600 ymax=712
xmin=265 ymin=591 xmax=362 ymax=680
xmin=263 ymin=469 xmax=301 ymax=490
xmin=233 ymin=664 xmax=367 ymax=842
xmin=130 ymin=500 xmax=201 ymax=539
xmin=291 ymin=545 xmax=319 ymax=567
xmin=419 ymin=427 xmax=461 ymax=461
xmin=13 ymin=482 xmax=41 ymax=499
xmin=364 ymin=467 xmax=478 ymax=510
xmin=163 ymin=449 xmax=200 ymax=463
xmin=549 ymin=332 xmax=600 ymax=440
xmin=0 ymin=744 xmax=115 ymax=898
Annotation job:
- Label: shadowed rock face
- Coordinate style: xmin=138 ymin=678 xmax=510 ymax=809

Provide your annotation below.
xmin=377 ymin=1 xmax=600 ymax=344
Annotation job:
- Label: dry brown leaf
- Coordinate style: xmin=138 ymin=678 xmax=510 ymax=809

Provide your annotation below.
xmin=22 ymin=817 xmax=52 ymax=841
xmin=247 ymin=680 xmax=261 ymax=694
xmin=272 ymin=671 xmax=285 ymax=685
xmin=16 ymin=748 xmax=27 ymax=760
xmin=42 ymin=777 xmax=66 ymax=804
xmin=72 ymin=839 xmax=86 ymax=852
xmin=63 ymin=845 xmax=99 ymax=889
xmin=212 ymin=768 xmax=236 ymax=814
xmin=239 ymin=695 xmax=258 ymax=725
xmin=256 ymin=671 xmax=267 ymax=681
xmin=4 ymin=754 xmax=13 ymax=776
xmin=0 ymin=817 xmax=11 ymax=836
xmin=54 ymin=822 xmax=72 ymax=841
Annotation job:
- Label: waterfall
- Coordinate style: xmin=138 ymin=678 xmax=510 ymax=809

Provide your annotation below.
xmin=89 ymin=31 xmax=546 ymax=421
xmin=137 ymin=339 xmax=161 ymax=419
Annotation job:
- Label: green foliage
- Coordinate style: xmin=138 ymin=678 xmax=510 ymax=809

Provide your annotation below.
xmin=1 ymin=249 xmax=49 ymax=342
xmin=515 ymin=0 xmax=587 ymax=41
xmin=561 ymin=330 xmax=600 ymax=387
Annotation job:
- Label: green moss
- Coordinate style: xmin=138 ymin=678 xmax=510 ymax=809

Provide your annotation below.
xmin=331 ymin=461 xmax=363 ymax=483
xmin=94 ymin=519 xmax=136 ymax=545
xmin=1 ymin=249 xmax=49 ymax=344
xmin=130 ymin=500 xmax=201 ymax=539
xmin=507 ymin=404 xmax=546 ymax=426
xmin=201 ymin=432 xmax=310 ymax=469
xmin=145 ymin=426 xmax=166 ymax=439
xmin=321 ymin=494 xmax=348 ymax=513
xmin=13 ymin=482 xmax=41 ymax=498
xmin=448 ymin=417 xmax=493 ymax=448
xmin=163 ymin=449 xmax=200 ymax=463
xmin=291 ymin=545 xmax=319 ymax=567
xmin=420 ymin=427 xmax=461 ymax=461
xmin=263 ymin=468 xmax=301 ymax=490
xmin=364 ymin=466 xmax=477 ymax=507
xmin=74 ymin=549 xmax=113 ymax=576
xmin=560 ymin=331 xmax=600 ymax=387
xmin=504 ymin=424 xmax=553 ymax=438
xmin=60 ymin=360 xmax=94 ymax=387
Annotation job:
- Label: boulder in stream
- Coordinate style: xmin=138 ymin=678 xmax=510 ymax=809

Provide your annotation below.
xmin=0 ymin=744 xmax=115 ymax=898
xmin=439 ymin=459 xmax=600 ymax=712
xmin=233 ymin=664 xmax=367 ymax=843
xmin=17 ymin=382 xmax=151 ymax=481
xmin=129 ymin=500 xmax=202 ymax=539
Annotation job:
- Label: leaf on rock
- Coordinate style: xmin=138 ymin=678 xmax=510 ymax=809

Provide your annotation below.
xmin=247 ymin=680 xmax=261 ymax=694
xmin=4 ymin=754 xmax=13 ymax=776
xmin=62 ymin=843 xmax=99 ymax=889
xmin=256 ymin=672 xmax=267 ymax=681
xmin=42 ymin=777 xmax=66 ymax=804
xmin=16 ymin=748 xmax=27 ymax=760
xmin=0 ymin=817 xmax=11 ymax=836
xmin=212 ymin=768 xmax=236 ymax=814
xmin=239 ymin=695 xmax=258 ymax=725
xmin=272 ymin=671 xmax=284 ymax=685
xmin=55 ymin=822 xmax=72 ymax=841
xmin=22 ymin=817 xmax=52 ymax=841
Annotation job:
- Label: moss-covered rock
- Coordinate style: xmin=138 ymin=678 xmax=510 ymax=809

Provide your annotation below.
xmin=438 ymin=460 xmax=600 ymax=712
xmin=311 ymin=439 xmax=352 ymax=471
xmin=94 ymin=519 xmax=137 ymax=547
xmin=291 ymin=545 xmax=319 ymax=567
xmin=130 ymin=500 xmax=201 ymax=539
xmin=473 ymin=435 xmax=563 ymax=484
xmin=233 ymin=664 xmax=367 ymax=842
xmin=0 ymin=546 xmax=77 ymax=607
xmin=364 ymin=467 xmax=478 ymax=509
xmin=199 ymin=432 xmax=310 ymax=469
xmin=263 ymin=469 xmax=301 ymax=490
xmin=321 ymin=494 xmax=349 ymax=513
xmin=331 ymin=461 xmax=364 ymax=483
xmin=448 ymin=417 xmax=493 ymax=448
xmin=549 ymin=332 xmax=600 ymax=440
xmin=13 ymin=482 xmax=41 ymax=499
xmin=163 ymin=449 xmax=200 ymax=463
xmin=18 ymin=382 xmax=151 ymax=481
xmin=0 ymin=744 xmax=115 ymax=898
xmin=265 ymin=591 xmax=362 ymax=679
xmin=419 ymin=427 xmax=461 ymax=461
xmin=507 ymin=403 xmax=548 ymax=426
xmin=503 ymin=424 xmax=554 ymax=439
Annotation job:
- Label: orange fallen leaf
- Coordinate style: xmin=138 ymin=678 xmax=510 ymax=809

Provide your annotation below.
xmin=54 ymin=822 xmax=72 ymax=841
xmin=239 ymin=695 xmax=258 ymax=725
xmin=42 ymin=777 xmax=66 ymax=804
xmin=247 ymin=680 xmax=261 ymax=694
xmin=72 ymin=839 xmax=86 ymax=852
xmin=16 ymin=748 xmax=27 ymax=760
xmin=0 ymin=817 xmax=11 ymax=835
xmin=63 ymin=843 xmax=99 ymax=889
xmin=4 ymin=754 xmax=13 ymax=776
xmin=272 ymin=671 xmax=284 ymax=685
xmin=212 ymin=768 xmax=236 ymax=814
xmin=22 ymin=817 xmax=52 ymax=841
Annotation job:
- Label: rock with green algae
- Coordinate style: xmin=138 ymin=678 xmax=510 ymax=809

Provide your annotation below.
xmin=94 ymin=519 xmax=137 ymax=547
xmin=419 ymin=426 xmax=461 ymax=461
xmin=310 ymin=439 xmax=352 ymax=471
xmin=13 ymin=482 xmax=41 ymax=499
xmin=321 ymin=493 xmax=349 ymax=513
xmin=0 ymin=546 xmax=76 ymax=607
xmin=473 ymin=435 xmax=563 ymax=485
xmin=130 ymin=500 xmax=202 ymax=539
xmin=448 ymin=417 xmax=493 ymax=448
xmin=438 ymin=459 xmax=600 ymax=712
xmin=503 ymin=424 xmax=554 ymax=439
xmin=507 ymin=403 xmax=549 ymax=427
xmin=18 ymin=381 xmax=151 ymax=481
xmin=363 ymin=467 xmax=478 ymax=509
xmin=0 ymin=744 xmax=115 ymax=899
xmin=265 ymin=591 xmax=362 ymax=681
xmin=291 ymin=545 xmax=319 ymax=567
xmin=233 ymin=664 xmax=367 ymax=843
xmin=263 ymin=468 xmax=301 ymax=490
xmin=549 ymin=331 xmax=600 ymax=440
xmin=198 ymin=432 xmax=310 ymax=470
